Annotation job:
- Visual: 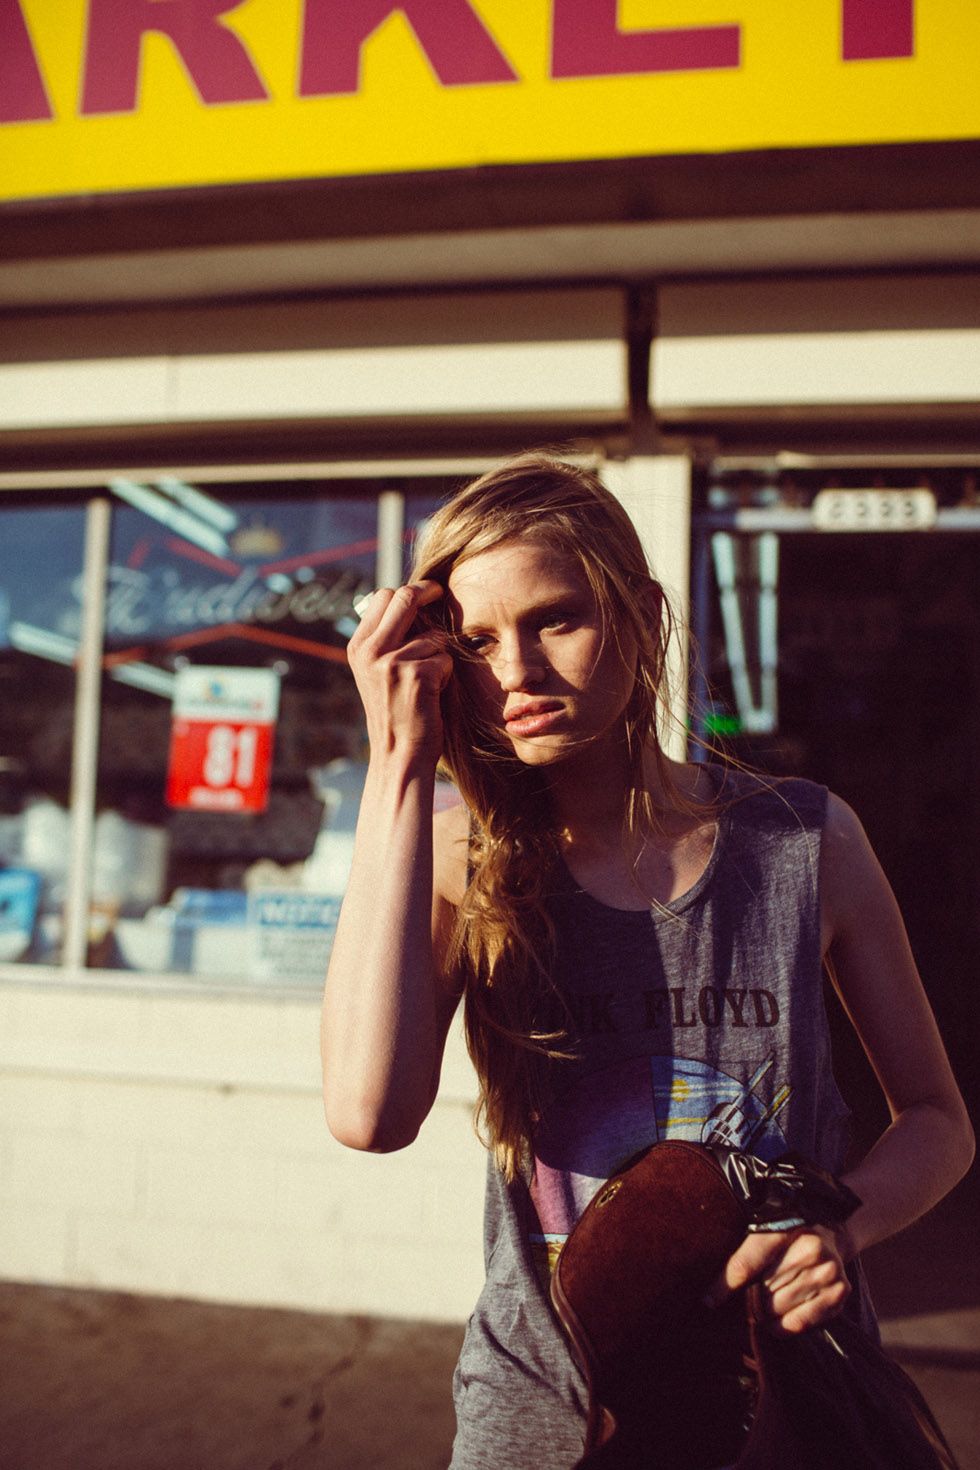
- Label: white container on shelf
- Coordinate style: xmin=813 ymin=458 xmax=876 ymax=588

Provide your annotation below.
xmin=302 ymin=758 xmax=365 ymax=895
xmin=92 ymin=810 xmax=167 ymax=911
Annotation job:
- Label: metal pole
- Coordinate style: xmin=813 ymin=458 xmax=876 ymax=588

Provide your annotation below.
xmin=689 ymin=529 xmax=713 ymax=761
xmin=376 ymin=489 xmax=405 ymax=590
xmin=63 ymin=497 xmax=111 ymax=970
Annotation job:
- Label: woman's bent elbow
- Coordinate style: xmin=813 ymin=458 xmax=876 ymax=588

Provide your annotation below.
xmin=323 ymin=1095 xmax=422 ymax=1153
xmin=953 ymin=1110 xmax=976 ymax=1179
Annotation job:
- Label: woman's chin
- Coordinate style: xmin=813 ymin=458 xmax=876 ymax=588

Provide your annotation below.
xmin=506 ymin=732 xmax=569 ymax=765
xmin=507 ymin=732 xmax=601 ymax=769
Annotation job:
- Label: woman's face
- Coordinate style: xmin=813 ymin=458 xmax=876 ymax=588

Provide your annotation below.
xmin=446 ymin=538 xmax=637 ymax=767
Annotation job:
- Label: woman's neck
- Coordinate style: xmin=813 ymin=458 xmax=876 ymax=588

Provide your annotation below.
xmin=544 ymin=741 xmax=696 ymax=850
xmin=541 ymin=729 xmax=628 ymax=837
xmin=547 ymin=748 xmax=718 ymax=909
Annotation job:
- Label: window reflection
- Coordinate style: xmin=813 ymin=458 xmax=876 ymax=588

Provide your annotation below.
xmin=0 ymin=503 xmax=87 ymax=964
xmin=94 ymin=483 xmax=376 ymax=982
xmin=403 ymin=489 xmax=449 ymax=581
xmin=0 ymin=477 xmax=461 ymax=983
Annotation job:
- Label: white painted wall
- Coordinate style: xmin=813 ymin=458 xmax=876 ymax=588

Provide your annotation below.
xmin=0 ymin=980 xmax=485 ymax=1322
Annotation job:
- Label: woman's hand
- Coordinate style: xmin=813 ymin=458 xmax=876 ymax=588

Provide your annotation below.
xmin=347 ymin=581 xmax=453 ymax=767
xmin=704 ymin=1225 xmax=851 ymax=1335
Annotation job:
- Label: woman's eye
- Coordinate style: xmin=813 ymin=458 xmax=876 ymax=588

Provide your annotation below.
xmin=458 ymin=633 xmax=493 ymax=654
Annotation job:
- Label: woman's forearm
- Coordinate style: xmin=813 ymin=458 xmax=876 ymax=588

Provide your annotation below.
xmin=712 ymin=1099 xmax=973 ymax=1332
xmin=819 ymin=798 xmax=975 ymax=1262
xmin=839 ymin=1097 xmax=975 ymax=1260
xmin=320 ymin=755 xmax=446 ymax=1152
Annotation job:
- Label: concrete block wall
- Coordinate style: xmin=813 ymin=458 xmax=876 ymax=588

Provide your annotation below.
xmin=0 ymin=979 xmax=486 ymax=1322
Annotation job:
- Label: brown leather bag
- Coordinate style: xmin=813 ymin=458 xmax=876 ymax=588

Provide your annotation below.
xmin=550 ymin=1139 xmax=959 ymax=1470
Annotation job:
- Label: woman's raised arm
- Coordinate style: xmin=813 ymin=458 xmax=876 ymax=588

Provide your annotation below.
xmin=320 ymin=582 xmax=466 ymax=1152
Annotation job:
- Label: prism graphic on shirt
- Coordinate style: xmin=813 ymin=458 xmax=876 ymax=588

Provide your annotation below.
xmin=528 ymin=1053 xmax=790 ymax=1281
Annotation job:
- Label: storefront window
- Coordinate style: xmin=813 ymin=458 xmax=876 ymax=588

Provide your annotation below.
xmin=91 ymin=480 xmax=377 ymax=984
xmin=0 ymin=472 xmax=465 ymax=984
xmin=0 ymin=502 xmax=87 ymax=965
xmin=403 ymin=489 xmax=450 ymax=579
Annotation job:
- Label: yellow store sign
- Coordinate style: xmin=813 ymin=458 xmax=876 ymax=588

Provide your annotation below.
xmin=2 ymin=0 xmax=978 ymax=202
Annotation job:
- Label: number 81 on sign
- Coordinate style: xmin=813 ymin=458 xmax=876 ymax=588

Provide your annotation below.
xmin=166 ymin=666 xmax=280 ymax=813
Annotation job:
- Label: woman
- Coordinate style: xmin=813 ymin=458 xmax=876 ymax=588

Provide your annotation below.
xmin=321 ymin=454 xmax=973 ymax=1468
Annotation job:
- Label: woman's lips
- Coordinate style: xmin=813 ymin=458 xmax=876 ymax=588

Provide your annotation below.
xmin=504 ymin=703 xmax=565 ymax=737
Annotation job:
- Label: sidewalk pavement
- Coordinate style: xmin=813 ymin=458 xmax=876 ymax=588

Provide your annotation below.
xmin=1 ymin=1178 xmax=976 ymax=1470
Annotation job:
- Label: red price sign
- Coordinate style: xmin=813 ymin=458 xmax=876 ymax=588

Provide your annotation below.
xmin=166 ymin=667 xmax=280 ymax=814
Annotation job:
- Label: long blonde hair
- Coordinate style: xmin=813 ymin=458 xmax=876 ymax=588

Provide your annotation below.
xmin=412 ymin=454 xmax=691 ymax=1178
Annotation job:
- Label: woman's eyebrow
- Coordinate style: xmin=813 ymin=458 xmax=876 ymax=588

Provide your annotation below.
xmin=458 ymin=595 xmax=583 ymax=633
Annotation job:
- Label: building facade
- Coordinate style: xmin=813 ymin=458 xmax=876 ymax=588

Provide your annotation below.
xmin=1 ymin=0 xmax=978 ymax=1318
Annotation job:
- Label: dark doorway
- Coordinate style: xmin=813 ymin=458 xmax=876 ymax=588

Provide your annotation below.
xmin=705 ymin=530 xmax=980 ymax=1150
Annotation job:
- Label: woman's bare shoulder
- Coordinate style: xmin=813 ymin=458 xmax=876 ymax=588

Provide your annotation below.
xmin=432 ymin=799 xmax=471 ymax=907
xmin=819 ymin=790 xmax=895 ymax=951
xmin=820 ymin=792 xmax=876 ymax=897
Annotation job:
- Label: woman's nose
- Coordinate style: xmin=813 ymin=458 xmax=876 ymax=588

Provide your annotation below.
xmin=495 ymin=639 xmax=546 ymax=691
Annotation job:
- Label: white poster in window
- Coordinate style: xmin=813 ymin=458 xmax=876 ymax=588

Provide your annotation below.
xmin=248 ymin=889 xmax=341 ymax=984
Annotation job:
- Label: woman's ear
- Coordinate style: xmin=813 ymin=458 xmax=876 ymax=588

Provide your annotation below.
xmin=638 ymin=579 xmax=664 ymax=629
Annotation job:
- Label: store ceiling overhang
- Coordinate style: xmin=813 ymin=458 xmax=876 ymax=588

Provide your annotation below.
xmin=2 ymin=207 xmax=980 ymax=310
xmin=0 ymin=287 xmax=629 ymax=434
xmin=651 ymin=274 xmax=980 ymax=414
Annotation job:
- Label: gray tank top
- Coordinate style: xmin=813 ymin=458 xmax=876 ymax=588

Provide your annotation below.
xmin=449 ymin=771 xmax=870 ymax=1470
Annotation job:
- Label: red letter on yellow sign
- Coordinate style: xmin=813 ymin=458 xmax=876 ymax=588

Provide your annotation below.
xmin=842 ymin=0 xmax=913 ymax=60
xmin=300 ymin=0 xmax=518 ymax=96
xmin=0 ymin=0 xmax=53 ymax=121
xmin=81 ymin=0 xmax=269 ymax=114
xmin=551 ymin=0 xmax=741 ymax=79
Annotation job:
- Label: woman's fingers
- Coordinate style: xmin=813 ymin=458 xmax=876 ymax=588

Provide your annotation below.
xmin=346 ymin=584 xmax=452 ymax=764
xmin=707 ymin=1226 xmax=850 ymax=1335
xmin=704 ymin=1230 xmax=788 ymax=1304
xmin=353 ymin=581 xmax=444 ymax=650
xmin=768 ymin=1273 xmax=850 ymax=1335
xmin=388 ymin=636 xmax=454 ymax=690
xmin=764 ymin=1231 xmax=834 ymax=1293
